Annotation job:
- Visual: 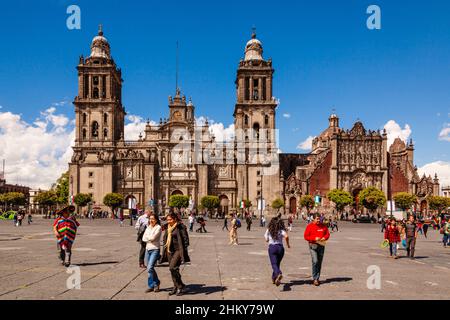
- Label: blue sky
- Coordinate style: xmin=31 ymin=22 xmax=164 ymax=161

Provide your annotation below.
xmin=0 ymin=0 xmax=450 ymax=187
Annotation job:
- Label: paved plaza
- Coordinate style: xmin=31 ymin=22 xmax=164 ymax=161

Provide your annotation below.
xmin=0 ymin=217 xmax=449 ymax=300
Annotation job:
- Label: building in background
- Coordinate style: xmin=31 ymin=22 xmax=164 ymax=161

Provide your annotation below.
xmin=443 ymin=186 xmax=450 ymax=198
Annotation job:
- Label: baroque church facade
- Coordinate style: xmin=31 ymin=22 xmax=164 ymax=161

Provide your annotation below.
xmin=69 ymin=27 xmax=440 ymax=215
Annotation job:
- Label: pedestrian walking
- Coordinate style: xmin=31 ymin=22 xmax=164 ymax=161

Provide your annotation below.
xmin=222 ymin=215 xmax=229 ymax=231
xmin=229 ymin=214 xmax=240 ymax=245
xmin=13 ymin=212 xmax=18 ymax=226
xmin=261 ymin=215 xmax=266 ymax=228
xmin=264 ymin=217 xmax=290 ymax=286
xmin=52 ymin=206 xmax=79 ymax=267
xmin=404 ymin=215 xmax=418 ymax=259
xmin=246 ymin=214 xmax=252 ymax=231
xmin=196 ymin=216 xmax=207 ymax=233
xmin=423 ymin=221 xmax=429 ymax=238
xmin=287 ymin=214 xmax=293 ymax=232
xmin=384 ymin=218 xmax=401 ymax=259
xmin=160 ymin=213 xmax=190 ymax=296
xmin=119 ymin=209 xmax=124 ymax=227
xmin=27 ymin=213 xmax=33 ymax=225
xmin=188 ymin=213 xmax=195 ymax=232
xmin=142 ymin=213 xmax=162 ymax=293
xmin=381 ymin=217 xmax=387 ymax=233
xmin=442 ymin=220 xmax=450 ymax=248
xmin=135 ymin=211 xmax=151 ymax=268
xmin=304 ymin=213 xmax=330 ymax=286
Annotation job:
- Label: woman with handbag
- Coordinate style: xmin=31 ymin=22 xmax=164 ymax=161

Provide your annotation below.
xmin=161 ymin=212 xmax=190 ymax=296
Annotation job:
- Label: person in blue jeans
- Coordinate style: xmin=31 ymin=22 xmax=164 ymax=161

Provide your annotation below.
xmin=142 ymin=213 xmax=162 ymax=293
xmin=264 ymin=217 xmax=290 ymax=286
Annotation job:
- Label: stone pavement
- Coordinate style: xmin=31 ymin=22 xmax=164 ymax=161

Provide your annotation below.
xmin=0 ymin=217 xmax=449 ymax=300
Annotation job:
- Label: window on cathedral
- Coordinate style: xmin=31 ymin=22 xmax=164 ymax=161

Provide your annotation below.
xmin=244 ymin=115 xmax=249 ymax=126
xmin=253 ymin=123 xmax=260 ymax=140
xmin=262 ymin=77 xmax=266 ymax=100
xmin=93 ymin=76 xmax=99 ymax=85
xmin=102 ymin=76 xmax=106 ymax=98
xmin=88 ymin=183 xmax=93 ymax=189
xmin=104 ymin=128 xmax=108 ymax=139
xmin=257 ymin=171 xmax=261 ymax=176
xmin=93 ymin=88 xmax=99 ymax=99
xmin=92 ymin=121 xmax=99 ymax=138
xmin=104 ymin=113 xmax=108 ymax=124
xmin=253 ymin=79 xmax=259 ymax=100
xmin=265 ymin=115 xmax=269 ymax=126
xmin=88 ymin=172 xmax=94 ymax=178
xmin=257 ymin=181 xmax=261 ymax=187
xmin=245 ymin=77 xmax=250 ymax=100
xmin=82 ymin=128 xmax=87 ymax=140
xmin=83 ymin=113 xmax=87 ymax=125
xmin=84 ymin=75 xmax=89 ymax=98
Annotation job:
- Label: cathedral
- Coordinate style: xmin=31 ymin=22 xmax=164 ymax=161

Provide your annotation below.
xmin=69 ymin=27 xmax=440 ymax=215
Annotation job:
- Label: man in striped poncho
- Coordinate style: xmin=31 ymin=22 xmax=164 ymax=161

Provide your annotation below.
xmin=52 ymin=206 xmax=80 ymax=267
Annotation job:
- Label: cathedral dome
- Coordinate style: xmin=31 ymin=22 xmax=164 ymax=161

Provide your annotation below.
xmin=90 ymin=25 xmax=111 ymax=59
xmin=244 ymin=31 xmax=263 ymax=61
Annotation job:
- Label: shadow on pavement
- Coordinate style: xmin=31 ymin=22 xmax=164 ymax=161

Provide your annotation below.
xmin=76 ymin=261 xmax=120 ymax=266
xmin=282 ymin=277 xmax=352 ymax=291
xmin=183 ymin=284 xmax=227 ymax=295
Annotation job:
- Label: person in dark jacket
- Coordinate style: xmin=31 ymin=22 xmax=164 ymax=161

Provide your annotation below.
xmin=161 ymin=212 xmax=190 ymax=296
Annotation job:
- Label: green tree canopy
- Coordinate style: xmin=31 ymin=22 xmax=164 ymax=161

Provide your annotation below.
xmin=1 ymin=192 xmax=26 ymax=206
xmin=74 ymin=193 xmax=92 ymax=208
xmin=200 ymin=196 xmax=220 ymax=212
xmin=359 ymin=187 xmax=386 ymax=213
xmin=52 ymin=171 xmax=69 ymax=205
xmin=34 ymin=191 xmax=58 ymax=207
xmin=271 ymin=198 xmax=285 ymax=211
xmin=300 ymin=195 xmax=315 ymax=213
xmin=327 ymin=189 xmax=353 ymax=213
xmin=103 ymin=193 xmax=124 ymax=212
xmin=428 ymin=196 xmax=450 ymax=214
xmin=393 ymin=192 xmax=417 ymax=211
xmin=169 ymin=195 xmax=190 ymax=209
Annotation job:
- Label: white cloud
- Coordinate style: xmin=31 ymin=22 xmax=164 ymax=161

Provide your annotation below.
xmin=196 ymin=117 xmax=235 ymax=142
xmin=283 ymin=113 xmax=291 ymax=119
xmin=418 ymin=161 xmax=450 ymax=187
xmin=439 ymin=124 xmax=450 ymax=142
xmin=0 ymin=107 xmax=74 ymax=189
xmin=297 ymin=136 xmax=315 ymax=151
xmin=383 ymin=120 xmax=412 ymax=147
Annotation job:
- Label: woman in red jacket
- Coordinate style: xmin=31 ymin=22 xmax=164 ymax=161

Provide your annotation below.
xmin=304 ymin=213 xmax=330 ymax=286
xmin=384 ymin=218 xmax=401 ymax=259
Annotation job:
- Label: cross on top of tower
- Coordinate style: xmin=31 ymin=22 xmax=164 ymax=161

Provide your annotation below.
xmin=251 ymin=26 xmax=257 ymax=39
xmin=98 ymin=24 xmax=103 ymax=36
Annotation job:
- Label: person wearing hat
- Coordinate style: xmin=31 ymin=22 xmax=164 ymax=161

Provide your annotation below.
xmin=52 ymin=206 xmax=80 ymax=267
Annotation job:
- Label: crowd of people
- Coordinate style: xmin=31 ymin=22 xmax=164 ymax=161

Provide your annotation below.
xmin=47 ymin=205 xmax=449 ymax=296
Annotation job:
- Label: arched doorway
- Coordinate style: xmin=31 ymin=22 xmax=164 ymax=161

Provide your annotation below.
xmin=289 ymin=197 xmax=297 ymax=214
xmin=171 ymin=190 xmax=184 ymax=196
xmin=420 ymin=200 xmax=427 ymax=216
xmin=125 ymin=195 xmax=137 ymax=209
xmin=219 ymin=195 xmax=229 ymax=217
xmin=353 ymin=188 xmax=362 ymax=213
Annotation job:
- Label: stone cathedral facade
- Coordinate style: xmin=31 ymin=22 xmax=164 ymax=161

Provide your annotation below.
xmin=69 ymin=27 xmax=440 ymax=215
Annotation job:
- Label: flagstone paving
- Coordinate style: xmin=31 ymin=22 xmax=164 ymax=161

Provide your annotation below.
xmin=0 ymin=217 xmax=449 ymax=300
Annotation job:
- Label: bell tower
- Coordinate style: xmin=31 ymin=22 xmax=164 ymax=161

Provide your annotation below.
xmin=74 ymin=25 xmax=125 ymax=147
xmin=234 ymin=30 xmax=277 ymax=134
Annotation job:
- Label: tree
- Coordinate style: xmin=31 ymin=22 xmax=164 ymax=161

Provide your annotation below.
xmin=271 ymin=198 xmax=285 ymax=214
xmin=200 ymin=196 xmax=220 ymax=216
xmin=1 ymin=192 xmax=26 ymax=209
xmin=74 ymin=193 xmax=92 ymax=214
xmin=52 ymin=171 xmax=70 ymax=206
xmin=428 ymin=196 xmax=450 ymax=214
xmin=327 ymin=189 xmax=353 ymax=215
xmin=300 ymin=195 xmax=315 ymax=214
xmin=34 ymin=191 xmax=58 ymax=216
xmin=103 ymin=193 xmax=124 ymax=215
xmin=169 ymin=195 xmax=190 ymax=211
xmin=393 ymin=192 xmax=417 ymax=212
xmin=359 ymin=187 xmax=386 ymax=214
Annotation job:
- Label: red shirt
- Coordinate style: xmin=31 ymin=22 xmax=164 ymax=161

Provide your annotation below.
xmin=304 ymin=223 xmax=330 ymax=243
xmin=384 ymin=225 xmax=400 ymax=243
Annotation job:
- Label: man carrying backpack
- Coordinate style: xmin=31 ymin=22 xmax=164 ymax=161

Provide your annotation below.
xmin=229 ymin=213 xmax=240 ymax=245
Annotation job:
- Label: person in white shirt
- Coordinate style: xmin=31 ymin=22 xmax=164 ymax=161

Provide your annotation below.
xmin=142 ymin=213 xmax=162 ymax=293
xmin=188 ymin=214 xmax=195 ymax=232
xmin=136 ymin=211 xmax=151 ymax=268
xmin=264 ymin=217 xmax=290 ymax=286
